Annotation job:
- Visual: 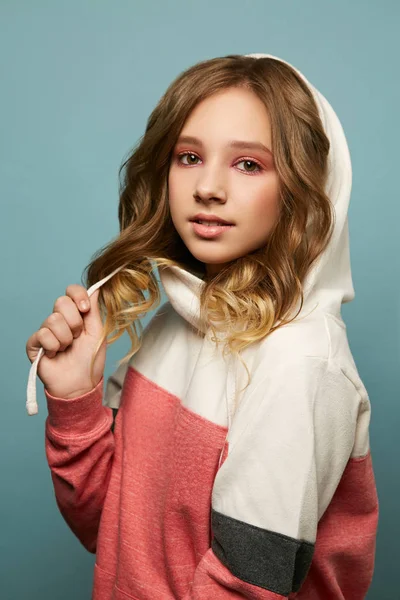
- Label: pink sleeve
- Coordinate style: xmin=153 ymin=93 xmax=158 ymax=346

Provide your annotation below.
xmin=44 ymin=376 xmax=115 ymax=554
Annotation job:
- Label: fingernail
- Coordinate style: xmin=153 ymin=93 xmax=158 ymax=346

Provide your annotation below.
xmin=80 ymin=301 xmax=89 ymax=310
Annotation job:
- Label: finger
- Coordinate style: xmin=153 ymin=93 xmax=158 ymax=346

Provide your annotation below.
xmin=26 ymin=331 xmax=45 ymax=362
xmin=83 ymin=288 xmax=102 ymax=329
xmin=36 ymin=327 xmax=62 ymax=358
xmin=41 ymin=312 xmax=74 ymax=352
xmin=64 ymin=284 xmax=91 ymax=313
xmin=53 ymin=295 xmax=84 ymax=339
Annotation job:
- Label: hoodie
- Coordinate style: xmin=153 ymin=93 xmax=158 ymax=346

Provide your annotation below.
xmin=27 ymin=53 xmax=379 ymax=599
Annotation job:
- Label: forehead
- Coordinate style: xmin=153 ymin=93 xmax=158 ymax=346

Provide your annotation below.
xmin=178 ymin=88 xmax=272 ymax=150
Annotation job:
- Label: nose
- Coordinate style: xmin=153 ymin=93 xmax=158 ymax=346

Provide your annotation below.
xmin=193 ymin=164 xmax=228 ymax=204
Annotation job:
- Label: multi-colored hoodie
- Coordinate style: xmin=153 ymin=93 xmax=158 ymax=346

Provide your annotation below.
xmin=37 ymin=53 xmax=379 ymax=599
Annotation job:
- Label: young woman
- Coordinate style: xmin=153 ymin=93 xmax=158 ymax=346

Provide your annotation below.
xmin=26 ymin=53 xmax=379 ymax=599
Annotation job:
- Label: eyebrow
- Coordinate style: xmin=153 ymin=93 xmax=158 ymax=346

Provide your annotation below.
xmin=176 ymin=135 xmax=273 ymax=156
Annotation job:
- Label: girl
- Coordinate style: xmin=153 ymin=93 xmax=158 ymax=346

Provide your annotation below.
xmin=26 ymin=53 xmax=379 ymax=599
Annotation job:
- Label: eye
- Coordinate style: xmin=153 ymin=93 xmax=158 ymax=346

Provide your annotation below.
xmin=235 ymin=159 xmax=263 ymax=174
xmin=176 ymin=152 xmax=263 ymax=175
xmin=177 ymin=152 xmax=200 ymax=165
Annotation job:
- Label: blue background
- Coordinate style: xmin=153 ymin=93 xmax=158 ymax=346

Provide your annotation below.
xmin=1 ymin=1 xmax=398 ymax=598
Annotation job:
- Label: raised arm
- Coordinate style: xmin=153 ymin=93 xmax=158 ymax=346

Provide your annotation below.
xmin=44 ymin=360 xmax=129 ymax=553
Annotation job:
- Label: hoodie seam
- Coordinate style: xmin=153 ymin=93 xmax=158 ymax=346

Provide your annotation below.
xmin=45 ymin=412 xmax=113 ymax=443
xmin=338 ymin=364 xmax=367 ymax=409
xmin=319 ymin=315 xmax=365 ymax=407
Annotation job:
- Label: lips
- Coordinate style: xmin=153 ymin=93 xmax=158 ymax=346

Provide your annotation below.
xmin=190 ymin=213 xmax=234 ymax=226
xmin=192 ymin=220 xmax=231 ymax=226
xmin=191 ymin=221 xmax=234 ymax=239
xmin=190 ymin=218 xmax=234 ymax=226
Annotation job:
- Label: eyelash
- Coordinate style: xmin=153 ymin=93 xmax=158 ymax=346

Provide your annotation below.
xmin=175 ymin=152 xmax=264 ymax=175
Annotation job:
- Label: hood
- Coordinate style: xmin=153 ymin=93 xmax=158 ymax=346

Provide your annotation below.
xmin=26 ymin=53 xmax=354 ymax=416
xmin=161 ymin=52 xmax=355 ymax=333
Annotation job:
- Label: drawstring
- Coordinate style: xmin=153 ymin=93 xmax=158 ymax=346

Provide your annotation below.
xmin=26 ymin=260 xmax=241 ymax=475
xmin=26 ymin=264 xmax=127 ymax=416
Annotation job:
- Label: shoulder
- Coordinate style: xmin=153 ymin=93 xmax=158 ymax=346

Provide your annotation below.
xmin=256 ymin=306 xmax=359 ymax=372
xmin=228 ymin=351 xmax=365 ymax=462
xmin=259 ymin=307 xmax=331 ymax=359
xmin=245 ymin=306 xmax=369 ymax=408
xmin=104 ymin=302 xmax=176 ymax=412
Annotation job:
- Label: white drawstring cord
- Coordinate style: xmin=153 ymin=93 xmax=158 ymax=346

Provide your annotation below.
xmin=27 ymin=261 xmax=239 ymax=486
xmin=26 ymin=265 xmax=126 ymax=416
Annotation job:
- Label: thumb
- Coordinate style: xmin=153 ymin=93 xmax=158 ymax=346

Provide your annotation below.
xmin=83 ymin=288 xmax=104 ymax=333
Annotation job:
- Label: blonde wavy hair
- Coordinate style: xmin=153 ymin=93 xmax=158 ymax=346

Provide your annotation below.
xmin=83 ymin=54 xmax=333 ymax=390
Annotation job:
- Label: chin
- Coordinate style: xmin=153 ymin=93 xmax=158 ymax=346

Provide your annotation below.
xmin=185 ymin=246 xmax=232 ymax=263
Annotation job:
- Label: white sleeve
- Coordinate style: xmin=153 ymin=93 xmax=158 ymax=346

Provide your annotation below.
xmin=207 ymin=355 xmax=372 ymax=597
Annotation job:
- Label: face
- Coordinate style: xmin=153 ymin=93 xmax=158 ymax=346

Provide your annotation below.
xmin=168 ymin=87 xmax=281 ymax=278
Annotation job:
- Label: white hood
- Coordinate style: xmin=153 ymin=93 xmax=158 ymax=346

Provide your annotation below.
xmin=26 ymin=53 xmax=354 ymax=416
xmin=161 ymin=52 xmax=355 ymax=334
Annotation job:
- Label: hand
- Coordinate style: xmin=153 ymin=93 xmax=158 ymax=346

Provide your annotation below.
xmin=26 ymin=285 xmax=106 ymax=399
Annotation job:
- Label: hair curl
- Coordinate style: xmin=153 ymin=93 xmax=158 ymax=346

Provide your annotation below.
xmin=83 ymin=55 xmax=333 ymax=391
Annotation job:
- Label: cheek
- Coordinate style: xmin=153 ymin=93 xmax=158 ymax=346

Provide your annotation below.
xmin=167 ymin=170 xmax=174 ymax=197
xmin=247 ymin=181 xmax=280 ymax=222
xmin=168 ymin=170 xmax=184 ymax=209
xmin=167 ymin=173 xmax=177 ymax=212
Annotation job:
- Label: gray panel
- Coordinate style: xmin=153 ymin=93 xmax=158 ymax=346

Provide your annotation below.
xmin=211 ymin=508 xmax=314 ymax=595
